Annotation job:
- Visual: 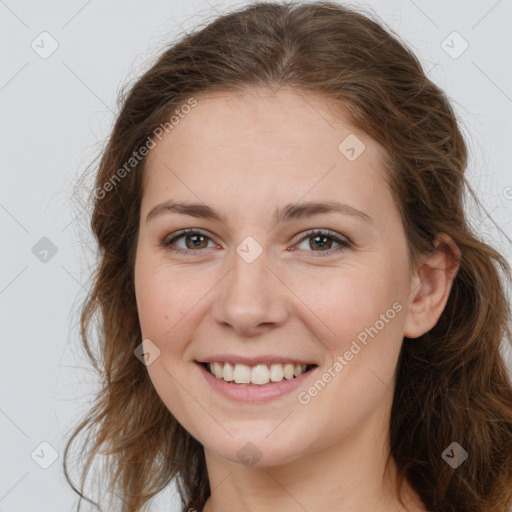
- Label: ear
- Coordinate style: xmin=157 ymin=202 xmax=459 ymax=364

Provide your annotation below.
xmin=403 ymin=233 xmax=461 ymax=339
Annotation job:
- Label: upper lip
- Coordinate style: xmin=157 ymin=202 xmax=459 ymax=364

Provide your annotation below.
xmin=196 ymin=355 xmax=317 ymax=366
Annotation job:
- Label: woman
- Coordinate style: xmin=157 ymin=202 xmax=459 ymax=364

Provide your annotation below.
xmin=64 ymin=2 xmax=512 ymax=511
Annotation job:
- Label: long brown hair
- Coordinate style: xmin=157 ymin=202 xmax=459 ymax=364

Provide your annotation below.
xmin=64 ymin=2 xmax=512 ymax=511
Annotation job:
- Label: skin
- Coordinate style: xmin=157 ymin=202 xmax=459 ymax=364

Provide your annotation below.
xmin=134 ymin=88 xmax=459 ymax=512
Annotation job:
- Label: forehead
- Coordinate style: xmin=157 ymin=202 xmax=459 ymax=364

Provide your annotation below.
xmin=141 ymin=88 xmax=394 ymax=224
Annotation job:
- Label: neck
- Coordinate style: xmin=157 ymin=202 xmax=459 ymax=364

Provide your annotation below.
xmin=201 ymin=413 xmax=426 ymax=512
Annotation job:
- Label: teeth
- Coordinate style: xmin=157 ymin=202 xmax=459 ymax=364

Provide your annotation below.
xmin=206 ymin=362 xmax=310 ymax=385
xmin=284 ymin=363 xmax=295 ymax=380
xmin=212 ymin=362 xmax=223 ymax=379
xmin=223 ymin=362 xmax=234 ymax=381
xmin=233 ymin=363 xmax=251 ymax=384
xmin=270 ymin=363 xmax=283 ymax=382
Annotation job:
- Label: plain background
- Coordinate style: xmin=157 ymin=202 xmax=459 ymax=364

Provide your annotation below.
xmin=1 ymin=0 xmax=511 ymax=510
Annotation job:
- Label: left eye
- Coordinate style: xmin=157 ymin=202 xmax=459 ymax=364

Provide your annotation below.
xmin=293 ymin=229 xmax=352 ymax=254
xmin=161 ymin=229 xmax=352 ymax=255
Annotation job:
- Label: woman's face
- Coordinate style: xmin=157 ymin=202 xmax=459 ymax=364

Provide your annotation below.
xmin=134 ymin=88 xmax=417 ymax=467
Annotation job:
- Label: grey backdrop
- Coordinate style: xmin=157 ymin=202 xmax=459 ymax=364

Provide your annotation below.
xmin=1 ymin=0 xmax=511 ymax=511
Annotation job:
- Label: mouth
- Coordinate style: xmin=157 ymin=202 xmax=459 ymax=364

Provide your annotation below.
xmin=198 ymin=361 xmax=318 ymax=386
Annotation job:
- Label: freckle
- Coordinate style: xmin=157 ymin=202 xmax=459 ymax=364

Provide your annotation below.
xmin=165 ymin=314 xmax=168 ymax=319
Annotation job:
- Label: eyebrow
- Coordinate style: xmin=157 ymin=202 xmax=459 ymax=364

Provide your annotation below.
xmin=146 ymin=199 xmax=373 ymax=225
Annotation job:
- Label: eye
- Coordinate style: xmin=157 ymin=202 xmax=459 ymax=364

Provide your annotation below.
xmin=161 ymin=229 xmax=218 ymax=254
xmin=292 ymin=229 xmax=352 ymax=256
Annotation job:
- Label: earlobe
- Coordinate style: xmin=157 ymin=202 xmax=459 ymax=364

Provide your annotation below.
xmin=403 ymin=234 xmax=461 ymax=339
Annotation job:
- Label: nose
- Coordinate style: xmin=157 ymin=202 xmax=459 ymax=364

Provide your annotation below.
xmin=211 ymin=247 xmax=290 ymax=336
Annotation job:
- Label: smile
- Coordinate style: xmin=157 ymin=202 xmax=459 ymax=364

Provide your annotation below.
xmin=202 ymin=362 xmax=315 ymax=385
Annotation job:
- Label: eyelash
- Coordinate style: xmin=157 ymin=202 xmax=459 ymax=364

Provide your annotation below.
xmin=160 ymin=228 xmax=353 ymax=257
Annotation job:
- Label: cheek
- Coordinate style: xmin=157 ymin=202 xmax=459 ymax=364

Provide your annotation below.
xmin=135 ymin=253 xmax=178 ymax=344
xmin=290 ymin=263 xmax=403 ymax=352
xmin=134 ymin=255 xmax=216 ymax=353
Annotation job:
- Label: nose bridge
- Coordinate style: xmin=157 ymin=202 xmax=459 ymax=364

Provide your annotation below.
xmin=231 ymin=241 xmax=268 ymax=293
xmin=213 ymin=238 xmax=289 ymax=332
xmin=226 ymin=242 xmax=272 ymax=309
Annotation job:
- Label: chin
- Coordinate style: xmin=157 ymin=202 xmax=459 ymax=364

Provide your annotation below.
xmin=203 ymin=431 xmax=308 ymax=469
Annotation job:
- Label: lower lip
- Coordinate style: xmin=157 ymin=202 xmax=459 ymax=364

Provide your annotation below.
xmin=196 ymin=363 xmax=317 ymax=402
